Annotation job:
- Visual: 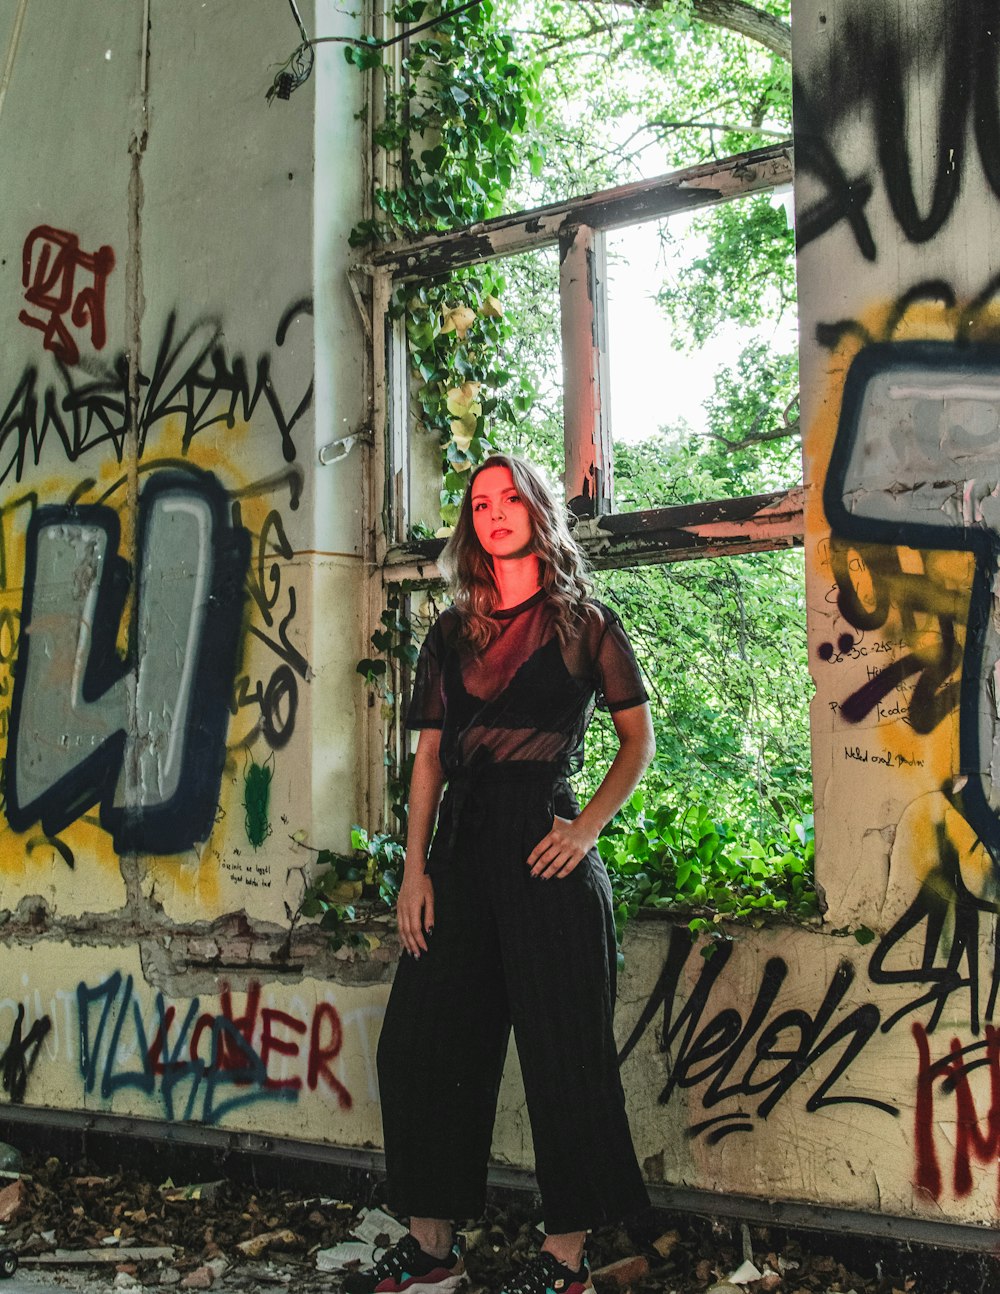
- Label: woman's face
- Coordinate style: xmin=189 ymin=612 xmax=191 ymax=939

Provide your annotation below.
xmin=470 ymin=465 xmax=533 ymax=559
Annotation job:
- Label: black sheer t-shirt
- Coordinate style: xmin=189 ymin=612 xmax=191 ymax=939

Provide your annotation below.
xmin=406 ymin=591 xmax=648 ymax=777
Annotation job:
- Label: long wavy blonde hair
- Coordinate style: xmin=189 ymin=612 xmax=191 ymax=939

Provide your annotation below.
xmin=438 ymin=454 xmax=592 ymax=651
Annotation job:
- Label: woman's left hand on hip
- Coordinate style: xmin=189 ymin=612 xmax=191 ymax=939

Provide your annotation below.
xmin=526 ymin=814 xmax=598 ymax=879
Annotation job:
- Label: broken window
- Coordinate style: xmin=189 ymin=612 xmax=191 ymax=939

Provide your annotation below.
xmin=363 ymin=140 xmax=812 ymax=917
xmin=322 ymin=0 xmax=816 ymax=947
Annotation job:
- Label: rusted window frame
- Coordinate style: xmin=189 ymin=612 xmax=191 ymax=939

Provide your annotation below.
xmin=363 ymin=142 xmax=803 ymax=814
xmin=368 ymin=141 xmax=800 ymax=568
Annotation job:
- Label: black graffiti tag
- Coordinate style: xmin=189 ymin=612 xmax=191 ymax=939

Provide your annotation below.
xmin=618 ymin=926 xmax=891 ymax=1142
xmin=795 ymin=1 xmax=997 ymax=258
xmin=0 ymin=1004 xmax=52 ymax=1104
xmin=0 ymin=300 xmax=313 ymax=488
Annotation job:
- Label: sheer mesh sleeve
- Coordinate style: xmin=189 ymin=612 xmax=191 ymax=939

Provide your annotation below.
xmin=405 ymin=617 xmax=445 ymax=729
xmin=593 ymin=603 xmax=649 ymax=712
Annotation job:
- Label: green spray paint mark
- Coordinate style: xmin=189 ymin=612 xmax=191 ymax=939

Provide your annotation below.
xmin=244 ymin=758 xmax=273 ymax=849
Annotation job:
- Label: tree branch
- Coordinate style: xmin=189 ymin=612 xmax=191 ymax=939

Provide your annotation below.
xmin=574 ymin=0 xmax=792 ymax=62
xmin=531 ymin=21 xmax=619 ymax=55
xmin=710 ymin=393 xmax=800 ymax=451
xmin=689 ymin=0 xmax=791 ymax=61
xmin=646 ymin=117 xmax=790 ymax=140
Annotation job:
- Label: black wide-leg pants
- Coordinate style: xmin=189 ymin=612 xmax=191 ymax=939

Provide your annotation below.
xmin=377 ymin=775 xmax=649 ymax=1235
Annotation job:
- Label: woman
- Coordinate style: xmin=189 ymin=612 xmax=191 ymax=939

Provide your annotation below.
xmin=348 ymin=455 xmax=655 ymax=1294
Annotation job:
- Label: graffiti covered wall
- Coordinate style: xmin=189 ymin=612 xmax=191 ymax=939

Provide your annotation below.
xmin=607 ymin=0 xmax=1000 ymax=1229
xmin=0 ymin=0 xmax=377 ymax=1147
xmin=0 ymin=941 xmax=385 ymax=1141
xmin=799 ymin=0 xmax=1000 ymax=1217
xmin=6 ymin=0 xmax=1000 ymax=1236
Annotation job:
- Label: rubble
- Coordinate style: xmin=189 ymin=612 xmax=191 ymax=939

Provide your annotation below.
xmin=0 ymin=1178 xmax=27 ymax=1223
xmin=0 ymin=1142 xmax=23 ymax=1178
xmin=725 ymin=1259 xmax=762 ymax=1285
xmin=351 ymin=1207 xmax=408 ymax=1248
xmin=162 ymin=1181 xmax=226 ymax=1204
xmin=316 ymin=1241 xmax=379 ymax=1271
xmin=26 ymin=1247 xmax=176 ymax=1265
xmin=0 ymin=1147 xmax=968 ymax=1293
xmin=652 ymin=1231 xmax=681 ymax=1259
xmin=592 ymin=1255 xmax=651 ymax=1290
xmin=180 ymin=1264 xmax=216 ymax=1288
xmin=234 ymin=1229 xmax=300 ymax=1259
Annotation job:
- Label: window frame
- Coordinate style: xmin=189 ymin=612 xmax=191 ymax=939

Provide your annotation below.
xmin=361 ymin=140 xmax=804 ymax=820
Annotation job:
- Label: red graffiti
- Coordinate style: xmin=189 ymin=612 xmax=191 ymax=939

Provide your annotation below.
xmin=308 ymin=1002 xmax=352 ymax=1109
xmin=18 ymin=225 xmax=115 ymax=365
xmin=189 ymin=983 xmax=263 ymax=1074
xmin=913 ymin=1021 xmax=1000 ymax=1201
xmin=145 ymin=982 xmax=351 ymax=1106
xmin=261 ymin=1008 xmax=307 ymax=1091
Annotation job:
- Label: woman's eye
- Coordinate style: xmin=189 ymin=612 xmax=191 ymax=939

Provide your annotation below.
xmin=507 ymin=494 xmax=521 ymax=504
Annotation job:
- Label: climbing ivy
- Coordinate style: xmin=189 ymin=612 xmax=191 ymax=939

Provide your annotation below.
xmin=598 ymin=789 xmax=818 ymax=958
xmin=347 ymin=0 xmax=542 ymax=524
xmin=299 ymin=828 xmax=404 ymax=951
xmin=348 ymin=0 xmax=542 ymax=246
xmin=357 ymin=581 xmax=419 ymax=701
xmin=390 ymin=268 xmax=537 ymax=525
xmin=356 ymin=581 xmax=444 ymax=831
xmin=301 ymin=789 xmax=817 ymax=955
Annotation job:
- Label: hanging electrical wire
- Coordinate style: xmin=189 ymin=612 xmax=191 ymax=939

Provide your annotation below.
xmin=266 ymin=0 xmax=314 ymax=101
xmin=267 ymin=0 xmax=486 ymax=102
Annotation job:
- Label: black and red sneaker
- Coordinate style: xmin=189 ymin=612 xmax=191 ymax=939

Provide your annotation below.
xmin=500 ymin=1251 xmax=593 ymax=1294
xmin=342 ymin=1234 xmax=466 ymax=1294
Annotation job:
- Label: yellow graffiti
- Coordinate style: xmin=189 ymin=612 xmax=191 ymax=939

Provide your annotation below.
xmin=808 ymin=292 xmax=1000 ymax=887
xmin=0 ymin=404 xmax=296 ymax=901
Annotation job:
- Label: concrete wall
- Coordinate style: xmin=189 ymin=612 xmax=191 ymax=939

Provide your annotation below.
xmin=0 ymin=1 xmax=379 ymax=1151
xmin=3 ymin=0 xmax=1000 ymax=1241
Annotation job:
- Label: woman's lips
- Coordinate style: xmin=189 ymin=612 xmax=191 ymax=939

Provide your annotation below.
xmin=491 ymin=528 xmax=511 ymax=538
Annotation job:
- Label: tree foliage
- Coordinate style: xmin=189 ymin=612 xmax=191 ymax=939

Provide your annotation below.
xmin=498 ymin=0 xmax=790 ymax=205
xmin=655 ymin=196 xmax=796 ymax=347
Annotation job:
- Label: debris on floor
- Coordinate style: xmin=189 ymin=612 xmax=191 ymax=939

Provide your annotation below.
xmin=349 ymin=1208 xmax=408 ymax=1250
xmin=0 ymin=1149 xmax=968 ymax=1293
xmin=316 ymin=1241 xmax=378 ymax=1273
xmin=234 ymin=1230 xmax=299 ymax=1260
xmin=29 ymin=1248 xmax=176 ymax=1266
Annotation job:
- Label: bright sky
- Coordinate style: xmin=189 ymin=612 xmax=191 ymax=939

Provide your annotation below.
xmin=604 ymin=193 xmax=797 ymax=445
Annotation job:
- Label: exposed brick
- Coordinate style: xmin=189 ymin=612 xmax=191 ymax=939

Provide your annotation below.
xmin=220 ymin=938 xmax=252 ymax=961
xmin=186 ymin=938 xmax=219 ymax=962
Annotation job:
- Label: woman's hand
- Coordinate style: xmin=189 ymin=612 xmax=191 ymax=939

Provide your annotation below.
xmin=526 ymin=814 xmax=599 ymax=879
xmin=396 ymin=868 xmax=435 ymax=956
xmin=397 ymin=728 xmax=444 ymax=958
xmin=525 ymin=705 xmax=655 ymax=882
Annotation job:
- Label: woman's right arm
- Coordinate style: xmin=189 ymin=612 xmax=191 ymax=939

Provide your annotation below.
xmin=397 ymin=727 xmax=445 ymax=957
